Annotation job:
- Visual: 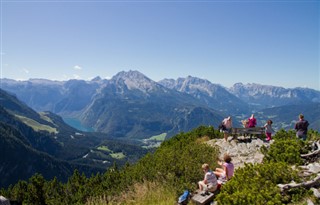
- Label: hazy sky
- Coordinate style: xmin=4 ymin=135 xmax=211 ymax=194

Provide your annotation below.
xmin=1 ymin=0 xmax=319 ymax=90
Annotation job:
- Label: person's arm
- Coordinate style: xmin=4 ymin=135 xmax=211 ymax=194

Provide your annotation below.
xmin=224 ymin=165 xmax=229 ymax=180
xmin=203 ymin=173 xmax=208 ymax=184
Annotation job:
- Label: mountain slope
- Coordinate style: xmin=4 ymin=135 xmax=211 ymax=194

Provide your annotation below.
xmin=0 ymin=78 xmax=103 ymax=115
xmin=159 ymin=76 xmax=249 ymax=114
xmin=0 ymin=113 xmax=104 ymax=188
xmin=0 ymin=88 xmax=154 ymax=187
xmin=255 ymin=103 xmax=320 ymax=131
xmin=0 ymin=89 xmax=99 ymax=160
xmin=80 ymin=71 xmax=224 ymax=138
xmin=0 ymin=121 xmax=72 ymax=188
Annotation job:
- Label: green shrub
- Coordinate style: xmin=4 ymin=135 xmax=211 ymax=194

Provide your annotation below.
xmin=261 ymin=138 xmax=303 ymax=165
xmin=216 ymin=162 xmax=299 ymax=205
xmin=272 ymin=129 xmax=296 ymax=140
xmin=128 ymin=126 xmax=220 ymax=193
xmin=307 ymin=129 xmax=320 ymax=141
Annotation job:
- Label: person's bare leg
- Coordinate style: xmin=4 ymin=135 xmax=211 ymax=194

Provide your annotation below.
xmin=224 ymin=133 xmax=228 ymax=141
xmin=215 ymin=168 xmax=224 ymax=172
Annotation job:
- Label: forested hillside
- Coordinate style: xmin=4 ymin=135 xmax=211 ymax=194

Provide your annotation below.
xmin=1 ymin=126 xmax=320 ymax=204
xmin=0 ymin=89 xmax=150 ymax=188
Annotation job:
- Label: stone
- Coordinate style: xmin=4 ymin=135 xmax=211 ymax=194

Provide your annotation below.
xmin=207 ymin=137 xmax=272 ymax=169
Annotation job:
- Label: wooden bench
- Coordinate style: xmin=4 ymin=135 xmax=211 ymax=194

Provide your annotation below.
xmin=231 ymin=127 xmax=265 ymax=138
xmin=191 ymin=191 xmax=215 ymax=205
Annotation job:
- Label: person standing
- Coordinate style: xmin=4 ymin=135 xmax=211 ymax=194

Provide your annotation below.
xmin=264 ymin=120 xmax=274 ymax=141
xmin=221 ymin=116 xmax=232 ymax=142
xmin=295 ymin=114 xmax=309 ymax=141
xmin=248 ymin=114 xmax=257 ymax=128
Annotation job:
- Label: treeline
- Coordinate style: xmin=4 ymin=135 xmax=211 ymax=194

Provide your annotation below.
xmin=1 ymin=127 xmax=320 ymax=204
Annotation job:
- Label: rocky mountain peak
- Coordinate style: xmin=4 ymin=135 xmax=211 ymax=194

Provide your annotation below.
xmin=91 ymin=76 xmax=102 ymax=82
xmin=159 ymin=76 xmax=223 ymax=97
xmin=111 ymin=70 xmax=161 ymax=93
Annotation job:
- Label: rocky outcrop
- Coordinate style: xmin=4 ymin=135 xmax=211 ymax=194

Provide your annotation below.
xmin=0 ymin=196 xmax=10 ymax=205
xmin=207 ymin=137 xmax=271 ymax=169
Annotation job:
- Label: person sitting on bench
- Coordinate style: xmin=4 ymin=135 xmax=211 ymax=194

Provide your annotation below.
xmin=198 ymin=163 xmax=218 ymax=192
xmin=248 ymin=114 xmax=257 ymax=128
xmin=214 ymin=154 xmax=234 ymax=181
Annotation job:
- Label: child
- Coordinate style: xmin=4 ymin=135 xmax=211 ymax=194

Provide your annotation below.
xmin=264 ymin=120 xmax=274 ymax=141
xmin=214 ymin=154 xmax=234 ymax=181
xmin=198 ymin=163 xmax=218 ymax=192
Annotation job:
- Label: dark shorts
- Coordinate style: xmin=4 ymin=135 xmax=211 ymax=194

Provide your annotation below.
xmin=223 ymin=128 xmax=231 ymax=134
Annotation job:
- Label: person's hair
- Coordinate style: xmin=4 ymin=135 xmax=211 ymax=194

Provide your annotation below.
xmin=202 ymin=163 xmax=210 ymax=170
xmin=267 ymin=120 xmax=273 ymax=124
xmin=299 ymin=114 xmax=304 ymax=119
xmin=224 ymin=154 xmax=232 ymax=163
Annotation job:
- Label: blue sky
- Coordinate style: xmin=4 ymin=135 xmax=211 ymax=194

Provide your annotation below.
xmin=1 ymin=0 xmax=319 ymax=90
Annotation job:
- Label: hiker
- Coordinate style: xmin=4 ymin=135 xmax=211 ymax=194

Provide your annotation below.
xmin=248 ymin=114 xmax=257 ymax=128
xmin=198 ymin=163 xmax=218 ymax=192
xmin=295 ymin=114 xmax=309 ymax=141
xmin=221 ymin=116 xmax=232 ymax=142
xmin=214 ymin=153 xmax=234 ymax=181
xmin=264 ymin=119 xmax=274 ymax=141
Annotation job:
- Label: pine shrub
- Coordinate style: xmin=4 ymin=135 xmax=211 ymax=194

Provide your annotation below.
xmin=216 ymin=162 xmax=299 ymax=205
xmin=261 ymin=138 xmax=303 ymax=165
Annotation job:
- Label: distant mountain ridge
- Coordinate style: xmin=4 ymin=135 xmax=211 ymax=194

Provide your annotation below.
xmin=1 ymin=70 xmax=320 ymax=136
xmin=159 ymin=76 xmax=249 ymax=114
xmin=229 ymin=83 xmax=320 ymax=109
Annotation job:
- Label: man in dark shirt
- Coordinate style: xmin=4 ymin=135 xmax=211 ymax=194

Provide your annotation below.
xmin=295 ymin=114 xmax=309 ymax=140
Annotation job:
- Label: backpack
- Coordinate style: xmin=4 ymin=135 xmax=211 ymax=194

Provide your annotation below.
xmin=178 ymin=190 xmax=190 ymax=205
xmin=218 ymin=123 xmax=226 ymax=131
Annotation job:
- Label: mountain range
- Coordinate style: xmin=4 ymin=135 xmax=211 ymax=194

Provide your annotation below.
xmin=1 ymin=70 xmax=319 ymax=134
xmin=1 ymin=70 xmax=320 ymax=187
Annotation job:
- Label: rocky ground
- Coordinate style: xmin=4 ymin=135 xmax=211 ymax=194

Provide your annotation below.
xmin=206 ymin=136 xmax=271 ymax=169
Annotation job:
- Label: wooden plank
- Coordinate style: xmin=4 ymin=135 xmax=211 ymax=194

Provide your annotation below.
xmin=231 ymin=127 xmax=264 ymax=134
xmin=191 ymin=192 xmax=214 ymax=205
xmin=230 ymin=127 xmax=265 ymax=139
